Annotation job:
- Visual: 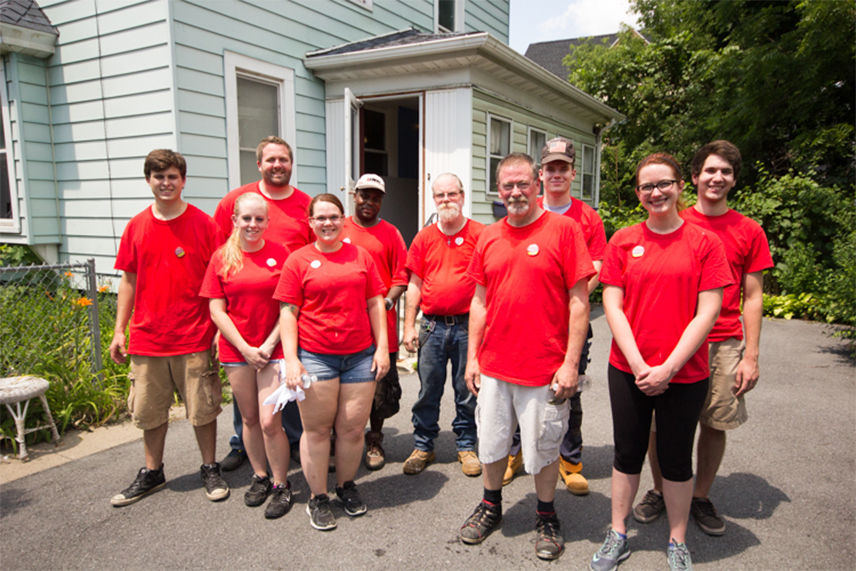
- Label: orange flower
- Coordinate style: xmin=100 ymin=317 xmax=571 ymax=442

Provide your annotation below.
xmin=74 ymin=297 xmax=93 ymax=307
xmin=98 ymin=285 xmax=109 ymax=293
xmin=64 ymin=271 xmax=73 ymax=278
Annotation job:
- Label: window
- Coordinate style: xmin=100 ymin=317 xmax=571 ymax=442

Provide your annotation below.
xmin=224 ymin=52 xmax=296 ymax=189
xmin=580 ymin=144 xmax=595 ymax=200
xmin=0 ymin=59 xmax=18 ymax=232
xmin=487 ymin=115 xmax=511 ymax=194
xmin=437 ymin=0 xmax=463 ymax=32
xmin=528 ymin=128 xmax=546 ymax=162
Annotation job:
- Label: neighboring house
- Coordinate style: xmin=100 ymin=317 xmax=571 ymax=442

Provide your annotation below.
xmin=525 ymin=30 xmax=649 ymax=81
xmin=1 ymin=0 xmax=622 ymax=274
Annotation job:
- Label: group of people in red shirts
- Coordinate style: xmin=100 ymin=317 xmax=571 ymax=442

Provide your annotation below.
xmin=107 ymin=135 xmax=772 ymax=570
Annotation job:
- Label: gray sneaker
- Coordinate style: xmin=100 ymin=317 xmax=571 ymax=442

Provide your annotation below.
xmin=667 ymin=539 xmax=693 ymax=571
xmin=590 ymin=528 xmax=630 ymax=571
xmin=633 ymin=489 xmax=665 ymax=523
xmin=200 ymin=463 xmax=230 ymax=501
xmin=110 ymin=465 xmax=166 ymax=507
xmin=690 ymin=497 xmax=726 ymax=535
xmin=306 ymin=493 xmax=337 ymax=531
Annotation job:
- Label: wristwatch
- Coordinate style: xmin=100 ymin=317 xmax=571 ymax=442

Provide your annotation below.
xmin=384 ymin=297 xmax=394 ymax=311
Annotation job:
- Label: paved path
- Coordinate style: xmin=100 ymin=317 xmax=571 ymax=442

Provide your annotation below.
xmin=1 ymin=310 xmax=854 ymax=569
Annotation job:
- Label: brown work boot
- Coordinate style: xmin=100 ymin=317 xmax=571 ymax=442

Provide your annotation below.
xmin=364 ymin=431 xmax=385 ymax=470
xmin=457 ymin=450 xmax=482 ymax=477
xmin=502 ymin=451 xmax=523 ymax=486
xmin=402 ymin=449 xmax=435 ymax=475
xmin=558 ymin=457 xmax=589 ymax=495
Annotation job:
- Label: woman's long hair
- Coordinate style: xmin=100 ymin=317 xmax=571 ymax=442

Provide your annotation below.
xmin=218 ymin=192 xmax=268 ymax=279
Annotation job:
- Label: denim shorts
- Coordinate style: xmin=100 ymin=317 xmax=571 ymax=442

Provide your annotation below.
xmin=298 ymin=346 xmax=376 ymax=384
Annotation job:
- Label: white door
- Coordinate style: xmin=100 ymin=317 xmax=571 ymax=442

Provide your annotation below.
xmin=343 ymin=87 xmax=363 ymax=215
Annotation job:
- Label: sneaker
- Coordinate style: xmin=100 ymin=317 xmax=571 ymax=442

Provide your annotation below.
xmin=220 ymin=448 xmax=247 ymax=472
xmin=403 ymin=449 xmax=435 ymax=475
xmin=459 ymin=501 xmax=502 ymax=544
xmin=306 ymin=494 xmax=337 ymax=531
xmin=364 ymin=431 xmax=385 ymax=470
xmin=200 ymin=463 xmax=230 ymax=502
xmin=335 ymin=480 xmax=367 ymax=517
xmin=458 ymin=450 xmax=482 ymax=477
xmin=264 ymin=482 xmax=293 ymax=519
xmin=667 ymin=539 xmax=693 ymax=571
xmin=633 ymin=489 xmax=665 ymax=523
xmin=502 ymin=451 xmax=523 ymax=486
xmin=590 ymin=528 xmax=630 ymax=571
xmin=110 ymin=465 xmax=166 ymax=507
xmin=559 ymin=457 xmax=589 ymax=495
xmin=244 ymin=474 xmax=272 ymax=507
xmin=534 ymin=512 xmax=565 ymax=560
xmin=690 ymin=497 xmax=726 ymax=536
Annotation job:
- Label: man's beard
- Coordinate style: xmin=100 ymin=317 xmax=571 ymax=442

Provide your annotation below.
xmin=438 ymin=203 xmax=461 ymax=223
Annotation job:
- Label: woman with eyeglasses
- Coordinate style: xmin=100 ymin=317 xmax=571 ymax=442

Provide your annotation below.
xmin=590 ymin=153 xmax=732 ymax=571
xmin=274 ymin=193 xmax=389 ymax=532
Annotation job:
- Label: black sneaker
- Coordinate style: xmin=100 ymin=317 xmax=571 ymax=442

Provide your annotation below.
xmin=244 ymin=474 xmax=272 ymax=507
xmin=335 ymin=480 xmax=367 ymax=517
xmin=200 ymin=463 xmax=230 ymax=501
xmin=306 ymin=494 xmax=337 ymax=531
xmin=535 ymin=512 xmax=565 ymax=560
xmin=633 ymin=489 xmax=665 ymax=523
xmin=264 ymin=482 xmax=293 ymax=519
xmin=691 ymin=497 xmax=726 ymax=536
xmin=110 ymin=465 xmax=166 ymax=507
xmin=459 ymin=501 xmax=502 ymax=544
xmin=220 ymin=448 xmax=247 ymax=472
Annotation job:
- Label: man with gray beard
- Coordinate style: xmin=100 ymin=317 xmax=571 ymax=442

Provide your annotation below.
xmin=401 ymin=173 xmax=485 ymax=477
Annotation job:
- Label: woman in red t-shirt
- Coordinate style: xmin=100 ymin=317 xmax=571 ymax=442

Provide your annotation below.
xmin=200 ymin=192 xmax=293 ymax=519
xmin=591 ymin=153 xmax=730 ymax=569
xmin=275 ymin=193 xmax=389 ymax=531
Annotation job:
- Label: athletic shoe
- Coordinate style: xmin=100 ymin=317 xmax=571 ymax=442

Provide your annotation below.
xmin=335 ymin=480 xmax=367 ymax=517
xmin=219 ymin=448 xmax=247 ymax=472
xmin=633 ymin=489 xmax=665 ymax=523
xmin=110 ymin=465 xmax=166 ymax=507
xmin=558 ymin=457 xmax=589 ymax=495
xmin=690 ymin=497 xmax=726 ymax=536
xmin=264 ymin=482 xmax=293 ymax=519
xmin=590 ymin=528 xmax=630 ymax=571
xmin=306 ymin=494 xmax=337 ymax=531
xmin=534 ymin=512 xmax=565 ymax=560
xmin=502 ymin=451 xmax=523 ymax=486
xmin=459 ymin=501 xmax=502 ymax=544
xmin=403 ymin=449 xmax=435 ymax=475
xmin=667 ymin=539 xmax=693 ymax=571
xmin=244 ymin=474 xmax=272 ymax=507
xmin=364 ymin=431 xmax=385 ymax=470
xmin=457 ymin=450 xmax=482 ymax=477
xmin=200 ymin=463 xmax=230 ymax=502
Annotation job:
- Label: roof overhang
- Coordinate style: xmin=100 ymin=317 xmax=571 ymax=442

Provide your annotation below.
xmin=0 ymin=21 xmax=56 ymax=57
xmin=305 ymin=31 xmax=624 ymax=127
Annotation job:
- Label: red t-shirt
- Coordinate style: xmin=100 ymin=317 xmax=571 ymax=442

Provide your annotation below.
xmin=114 ymin=204 xmax=221 ymax=356
xmin=599 ymin=221 xmax=733 ymax=383
xmin=341 ymin=218 xmax=408 ymax=350
xmin=199 ymin=240 xmax=289 ymax=362
xmin=681 ymin=207 xmax=773 ymax=342
xmin=467 ymin=212 xmax=596 ymax=387
xmin=273 ymin=242 xmax=385 ymax=355
xmin=213 ymin=182 xmax=313 ymax=253
xmin=538 ymin=196 xmax=607 ymax=260
xmin=406 ymin=219 xmax=485 ymax=316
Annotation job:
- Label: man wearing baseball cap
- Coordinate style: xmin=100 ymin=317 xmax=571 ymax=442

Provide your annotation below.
xmin=502 ymin=137 xmax=606 ymax=497
xmin=342 ymin=173 xmax=408 ymax=470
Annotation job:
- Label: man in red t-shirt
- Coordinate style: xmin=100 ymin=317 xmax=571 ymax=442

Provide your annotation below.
xmin=213 ymin=137 xmax=312 ymax=472
xmin=633 ymin=140 xmax=774 ymax=536
xmin=401 ymin=173 xmax=484 ymax=477
xmin=341 ymin=173 xmax=408 ymax=471
xmin=108 ymin=149 xmax=229 ymax=507
xmin=458 ymin=153 xmax=594 ymax=561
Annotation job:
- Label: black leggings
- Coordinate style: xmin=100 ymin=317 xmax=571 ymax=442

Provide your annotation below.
xmin=608 ymin=365 xmax=708 ymax=482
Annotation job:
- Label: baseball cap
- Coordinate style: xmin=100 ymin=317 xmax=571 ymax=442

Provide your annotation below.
xmin=354 ymin=173 xmax=386 ymax=193
xmin=541 ymin=137 xmax=576 ymax=165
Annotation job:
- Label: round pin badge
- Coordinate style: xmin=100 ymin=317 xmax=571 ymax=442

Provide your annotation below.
xmin=632 ymin=245 xmax=645 ymax=258
xmin=175 ymin=247 xmax=185 ymax=258
xmin=343 ymin=237 xmax=351 ymax=244
xmin=310 ymin=260 xmax=321 ymax=269
xmin=526 ymin=243 xmax=540 ymax=256
xmin=266 ymin=258 xmax=276 ymax=267
xmin=454 ymin=236 xmax=464 ymax=246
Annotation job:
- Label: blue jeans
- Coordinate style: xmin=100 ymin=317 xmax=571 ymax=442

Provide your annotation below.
xmin=509 ymin=323 xmax=593 ymax=463
xmin=230 ymin=399 xmax=302 ymax=451
xmin=410 ymin=317 xmax=476 ymax=452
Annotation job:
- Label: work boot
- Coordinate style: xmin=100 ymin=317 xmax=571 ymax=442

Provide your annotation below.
xmin=559 ymin=457 xmax=589 ymax=495
xmin=364 ymin=431 xmax=385 ymax=470
xmin=502 ymin=451 xmax=523 ymax=486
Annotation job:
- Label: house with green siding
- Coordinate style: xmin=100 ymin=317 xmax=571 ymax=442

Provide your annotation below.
xmin=1 ymin=0 xmax=621 ymax=272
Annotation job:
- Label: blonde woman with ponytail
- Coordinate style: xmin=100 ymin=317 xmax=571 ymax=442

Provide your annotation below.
xmin=200 ymin=192 xmax=293 ymax=519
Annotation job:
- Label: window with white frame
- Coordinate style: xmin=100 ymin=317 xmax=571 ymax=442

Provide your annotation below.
xmin=580 ymin=143 xmax=595 ymax=200
xmin=224 ymin=52 xmax=296 ymax=189
xmin=487 ymin=115 xmax=511 ymax=194
xmin=437 ymin=0 xmax=463 ymax=32
xmin=528 ymin=128 xmax=546 ymax=162
xmin=0 ymin=59 xmax=18 ymax=231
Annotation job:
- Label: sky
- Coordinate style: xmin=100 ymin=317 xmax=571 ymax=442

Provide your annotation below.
xmin=508 ymin=0 xmax=639 ymax=55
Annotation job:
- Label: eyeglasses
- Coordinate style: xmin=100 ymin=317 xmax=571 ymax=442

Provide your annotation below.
xmin=433 ymin=191 xmax=462 ymax=200
xmin=499 ymin=181 xmax=534 ymax=192
xmin=636 ymin=179 xmax=678 ymax=193
xmin=311 ymin=215 xmax=343 ymax=224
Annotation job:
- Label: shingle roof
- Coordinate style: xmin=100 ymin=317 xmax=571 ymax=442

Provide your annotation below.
xmin=0 ymin=0 xmax=58 ymax=35
xmin=524 ymin=33 xmax=620 ymax=80
xmin=308 ymin=27 xmax=481 ymax=57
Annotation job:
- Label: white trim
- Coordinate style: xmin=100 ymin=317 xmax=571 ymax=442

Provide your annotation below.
xmin=527 ymin=126 xmax=547 ymax=160
xmin=0 ymin=58 xmax=20 ymax=233
xmin=580 ymin=143 xmax=595 ymax=201
xmin=223 ymin=51 xmax=296 ymax=190
xmin=486 ymin=113 xmax=511 ymax=196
